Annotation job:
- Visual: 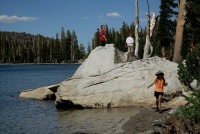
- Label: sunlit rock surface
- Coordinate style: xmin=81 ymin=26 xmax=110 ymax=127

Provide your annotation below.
xmin=55 ymin=44 xmax=186 ymax=109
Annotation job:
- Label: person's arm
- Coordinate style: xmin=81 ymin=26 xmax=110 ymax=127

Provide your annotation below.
xmin=102 ymin=30 xmax=107 ymax=41
xmin=103 ymin=35 xmax=107 ymax=41
xmin=147 ymin=80 xmax=155 ymax=89
xmin=164 ymin=82 xmax=168 ymax=87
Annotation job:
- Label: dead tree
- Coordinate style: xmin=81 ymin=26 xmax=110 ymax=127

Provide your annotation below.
xmin=143 ymin=0 xmax=158 ymax=59
xmin=134 ymin=0 xmax=139 ymax=57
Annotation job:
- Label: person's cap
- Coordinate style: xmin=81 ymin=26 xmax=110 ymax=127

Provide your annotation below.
xmin=155 ymin=70 xmax=164 ymax=75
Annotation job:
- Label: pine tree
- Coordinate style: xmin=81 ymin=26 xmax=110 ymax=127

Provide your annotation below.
xmin=185 ymin=0 xmax=200 ymax=44
xmin=120 ymin=22 xmax=130 ymax=52
xmin=66 ymin=30 xmax=71 ymax=61
xmin=93 ymin=28 xmax=100 ymax=48
xmin=87 ymin=42 xmax=91 ymax=56
xmin=71 ymin=30 xmax=78 ymax=61
xmin=157 ymin=0 xmax=178 ymax=59
xmin=61 ymin=27 xmax=66 ymax=62
xmin=79 ymin=43 xmax=86 ymax=59
xmin=110 ymin=28 xmax=115 ymax=44
xmin=54 ymin=33 xmax=61 ymax=63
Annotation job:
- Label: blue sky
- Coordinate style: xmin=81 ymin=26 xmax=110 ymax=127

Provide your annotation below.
xmin=0 ymin=0 xmax=160 ymax=49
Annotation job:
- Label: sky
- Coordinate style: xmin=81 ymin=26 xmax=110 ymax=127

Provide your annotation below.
xmin=0 ymin=0 xmax=160 ymax=49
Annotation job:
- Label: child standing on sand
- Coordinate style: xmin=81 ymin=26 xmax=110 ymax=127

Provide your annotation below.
xmin=147 ymin=70 xmax=168 ymax=113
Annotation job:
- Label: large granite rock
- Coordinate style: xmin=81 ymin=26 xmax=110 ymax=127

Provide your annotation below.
xmin=55 ymin=44 xmax=186 ymax=109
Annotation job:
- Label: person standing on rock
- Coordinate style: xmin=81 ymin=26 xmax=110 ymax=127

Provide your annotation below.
xmin=147 ymin=70 xmax=168 ymax=113
xmin=125 ymin=33 xmax=134 ymax=53
xmin=100 ymin=25 xmax=107 ymax=46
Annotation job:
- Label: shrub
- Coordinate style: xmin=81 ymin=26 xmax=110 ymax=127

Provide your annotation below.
xmin=177 ymin=44 xmax=200 ymax=122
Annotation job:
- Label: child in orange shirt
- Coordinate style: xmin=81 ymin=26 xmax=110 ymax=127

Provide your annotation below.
xmin=147 ymin=70 xmax=168 ymax=113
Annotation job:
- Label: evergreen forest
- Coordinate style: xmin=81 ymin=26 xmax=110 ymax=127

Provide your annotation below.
xmin=0 ymin=28 xmax=86 ymax=64
xmin=0 ymin=0 xmax=199 ymax=64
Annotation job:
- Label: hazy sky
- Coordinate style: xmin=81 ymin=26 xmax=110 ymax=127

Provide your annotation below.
xmin=0 ymin=0 xmax=160 ymax=48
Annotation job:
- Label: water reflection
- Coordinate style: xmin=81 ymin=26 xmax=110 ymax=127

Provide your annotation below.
xmin=0 ymin=65 xmax=142 ymax=134
xmin=56 ymin=108 xmax=141 ymax=134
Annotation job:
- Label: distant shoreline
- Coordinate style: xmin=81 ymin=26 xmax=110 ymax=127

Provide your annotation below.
xmin=0 ymin=62 xmax=82 ymax=65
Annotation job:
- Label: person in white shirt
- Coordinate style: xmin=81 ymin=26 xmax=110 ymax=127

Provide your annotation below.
xmin=125 ymin=33 xmax=134 ymax=53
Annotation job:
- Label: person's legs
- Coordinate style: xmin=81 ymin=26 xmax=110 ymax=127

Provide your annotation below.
xmin=158 ymin=95 xmax=162 ymax=113
xmin=132 ymin=46 xmax=135 ymax=54
xmin=156 ymin=97 xmax=159 ymax=108
xmin=103 ymin=41 xmax=106 ymax=46
xmin=128 ymin=46 xmax=131 ymax=53
xmin=101 ymin=40 xmax=106 ymax=46
xmin=100 ymin=41 xmax=106 ymax=46
xmin=155 ymin=97 xmax=159 ymax=112
xmin=154 ymin=91 xmax=159 ymax=112
xmin=100 ymin=41 xmax=102 ymax=46
xmin=130 ymin=46 xmax=133 ymax=53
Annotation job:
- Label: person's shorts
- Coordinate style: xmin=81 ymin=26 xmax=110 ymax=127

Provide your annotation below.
xmin=154 ymin=91 xmax=164 ymax=97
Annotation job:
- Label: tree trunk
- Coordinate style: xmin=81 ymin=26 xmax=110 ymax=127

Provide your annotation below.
xmin=150 ymin=13 xmax=158 ymax=38
xmin=143 ymin=0 xmax=157 ymax=59
xmin=134 ymin=0 xmax=139 ymax=57
xmin=173 ymin=0 xmax=186 ymax=63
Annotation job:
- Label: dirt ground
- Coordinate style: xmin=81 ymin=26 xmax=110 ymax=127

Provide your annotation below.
xmin=120 ymin=106 xmax=172 ymax=134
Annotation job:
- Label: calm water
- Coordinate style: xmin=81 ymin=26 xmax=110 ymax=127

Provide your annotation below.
xmin=0 ymin=64 xmax=140 ymax=134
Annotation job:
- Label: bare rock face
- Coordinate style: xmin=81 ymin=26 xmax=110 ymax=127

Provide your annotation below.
xmin=55 ymin=44 xmax=186 ymax=109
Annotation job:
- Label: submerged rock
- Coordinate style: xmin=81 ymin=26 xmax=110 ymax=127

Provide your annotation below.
xmin=55 ymin=44 xmax=186 ymax=109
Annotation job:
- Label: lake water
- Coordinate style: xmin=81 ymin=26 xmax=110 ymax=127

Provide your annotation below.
xmin=0 ymin=64 xmax=140 ymax=134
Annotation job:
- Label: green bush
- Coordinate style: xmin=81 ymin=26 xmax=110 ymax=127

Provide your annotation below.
xmin=177 ymin=44 xmax=200 ymax=122
xmin=178 ymin=90 xmax=200 ymax=121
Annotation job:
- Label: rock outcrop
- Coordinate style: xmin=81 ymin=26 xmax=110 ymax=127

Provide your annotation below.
xmin=19 ymin=84 xmax=59 ymax=100
xmin=149 ymin=108 xmax=200 ymax=134
xmin=55 ymin=44 xmax=186 ymax=109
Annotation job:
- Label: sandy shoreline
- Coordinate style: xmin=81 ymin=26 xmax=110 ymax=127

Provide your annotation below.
xmin=119 ymin=106 xmax=172 ymax=134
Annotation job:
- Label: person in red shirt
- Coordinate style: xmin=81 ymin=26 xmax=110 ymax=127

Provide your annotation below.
xmin=100 ymin=25 xmax=107 ymax=46
xmin=147 ymin=70 xmax=168 ymax=113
